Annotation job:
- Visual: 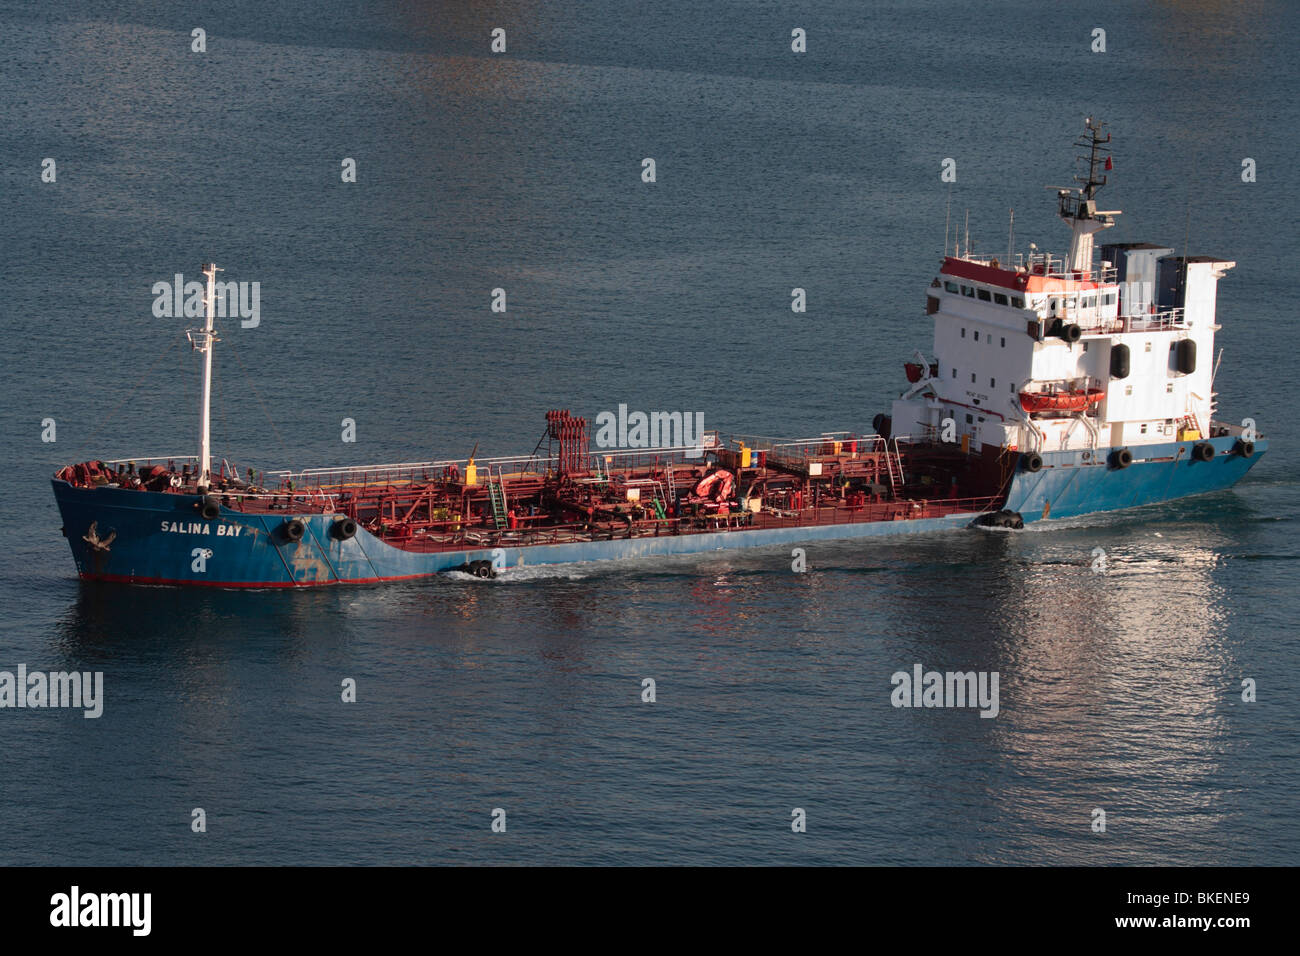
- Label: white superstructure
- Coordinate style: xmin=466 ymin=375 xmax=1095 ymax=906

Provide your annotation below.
xmin=891 ymin=119 xmax=1232 ymax=461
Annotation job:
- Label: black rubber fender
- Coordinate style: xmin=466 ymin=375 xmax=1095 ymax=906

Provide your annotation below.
xmin=1236 ymin=439 xmax=1255 ymax=458
xmin=972 ymin=509 xmax=1024 ymax=530
xmin=283 ymin=518 xmax=306 ymax=542
xmin=1058 ymin=323 xmax=1082 ymax=343
xmin=332 ymin=517 xmax=358 ymax=540
xmin=1192 ymin=441 xmax=1215 ymax=462
xmin=1022 ymin=452 xmax=1043 ymax=473
xmin=1111 ymin=447 xmax=1133 ymax=470
xmin=198 ymin=495 xmax=221 ymax=521
xmin=1110 ymin=343 xmax=1130 ymax=379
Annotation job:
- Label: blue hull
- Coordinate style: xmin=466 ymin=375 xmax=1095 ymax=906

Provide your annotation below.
xmin=52 ymin=435 xmax=1265 ymax=587
xmin=1005 ymin=435 xmax=1267 ymax=523
xmin=51 ymin=481 xmax=985 ymax=587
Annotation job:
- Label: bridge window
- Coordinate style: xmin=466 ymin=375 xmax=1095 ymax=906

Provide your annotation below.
xmin=1000 ymin=336 xmax=1006 ymax=347
xmin=963 ymin=285 xmax=974 ymax=297
xmin=945 ymin=281 xmax=959 ymax=293
xmin=971 ymin=373 xmax=976 ymax=383
xmin=977 ymin=289 xmax=991 ymax=302
xmin=961 ymin=327 xmax=966 ymax=337
xmin=1011 ymin=296 xmax=1024 ymax=308
xmin=990 ymin=378 xmax=996 ymax=388
xmin=965 ymin=414 xmax=973 ymax=424
xmin=1102 ymin=292 xmax=1116 ymax=306
xmin=1140 ymin=424 xmax=1148 ymax=434
xmin=952 ymin=368 xmax=957 ymax=378
xmin=1009 ymin=383 xmax=1016 ymax=393
xmin=993 ymin=293 xmax=1008 ymax=306
xmin=974 ymin=330 xmax=979 ymax=341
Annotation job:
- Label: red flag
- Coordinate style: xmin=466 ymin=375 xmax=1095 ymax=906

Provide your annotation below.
xmin=1104 ymin=156 xmax=1113 ymax=171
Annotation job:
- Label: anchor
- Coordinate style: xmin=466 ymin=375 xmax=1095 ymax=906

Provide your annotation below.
xmin=82 ymin=521 xmax=116 ymax=552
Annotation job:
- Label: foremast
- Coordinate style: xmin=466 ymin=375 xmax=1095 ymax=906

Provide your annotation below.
xmin=186 ymin=263 xmax=221 ymax=492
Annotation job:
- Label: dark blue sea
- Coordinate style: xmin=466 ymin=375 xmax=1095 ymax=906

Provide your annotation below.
xmin=0 ymin=0 xmax=1296 ymax=865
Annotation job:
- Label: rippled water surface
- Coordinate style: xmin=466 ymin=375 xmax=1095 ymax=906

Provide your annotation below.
xmin=0 ymin=0 xmax=1295 ymax=864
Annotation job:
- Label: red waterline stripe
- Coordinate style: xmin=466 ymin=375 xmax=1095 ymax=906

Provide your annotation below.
xmin=80 ymin=570 xmax=444 ymax=588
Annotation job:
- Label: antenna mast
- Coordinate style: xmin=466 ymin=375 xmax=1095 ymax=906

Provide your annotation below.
xmin=944 ymin=188 xmax=952 ymax=258
xmin=1056 ymin=117 xmax=1121 ymax=274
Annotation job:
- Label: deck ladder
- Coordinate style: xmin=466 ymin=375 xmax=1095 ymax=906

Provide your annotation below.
xmin=884 ymin=439 xmax=906 ymax=492
xmin=486 ymin=468 xmax=509 ymax=529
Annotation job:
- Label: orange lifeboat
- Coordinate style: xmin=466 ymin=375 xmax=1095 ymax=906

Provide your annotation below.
xmin=1019 ymin=387 xmax=1104 ymax=414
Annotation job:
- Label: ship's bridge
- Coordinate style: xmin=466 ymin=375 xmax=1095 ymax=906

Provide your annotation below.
xmin=932 ymin=253 xmax=1186 ymax=334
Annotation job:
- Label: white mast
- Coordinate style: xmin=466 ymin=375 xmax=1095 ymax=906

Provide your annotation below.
xmin=189 ymin=263 xmax=222 ymax=491
xmin=1058 ymin=117 xmax=1120 ymax=274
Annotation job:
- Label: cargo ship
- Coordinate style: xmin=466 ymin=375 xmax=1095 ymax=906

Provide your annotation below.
xmin=52 ymin=119 xmax=1266 ymax=586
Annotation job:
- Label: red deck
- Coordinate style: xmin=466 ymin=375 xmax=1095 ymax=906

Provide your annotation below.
xmin=55 ymin=412 xmax=1006 ymax=555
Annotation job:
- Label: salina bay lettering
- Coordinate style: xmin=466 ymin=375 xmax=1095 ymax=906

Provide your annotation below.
xmin=162 ymin=520 xmax=243 ymax=536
